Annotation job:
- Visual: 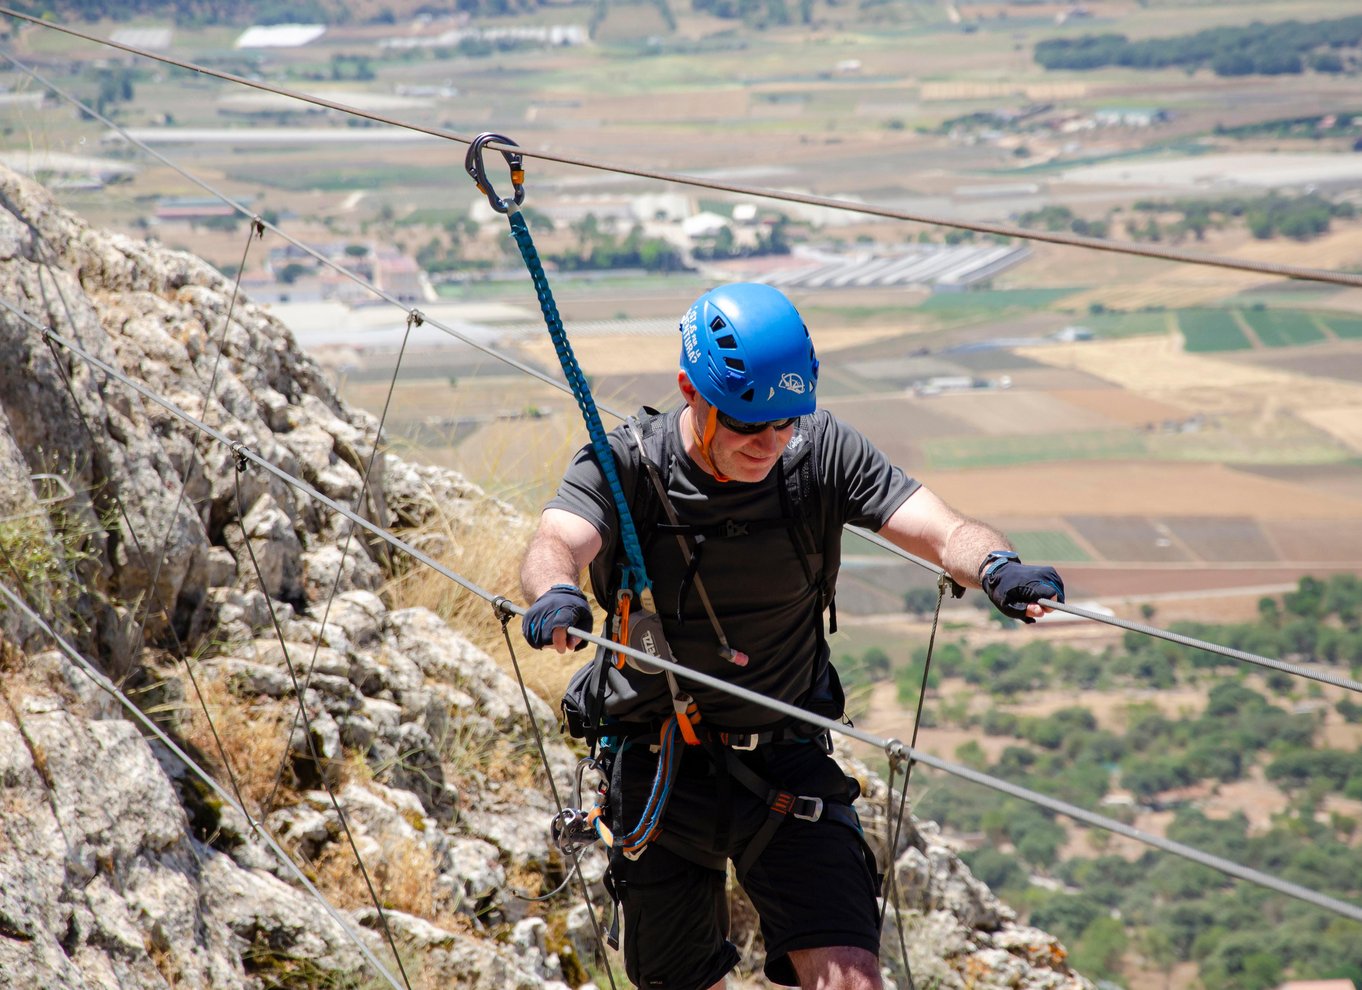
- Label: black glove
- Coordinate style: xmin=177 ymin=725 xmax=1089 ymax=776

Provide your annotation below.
xmin=523 ymin=584 xmax=593 ymax=649
xmin=980 ymin=551 xmax=1064 ymax=624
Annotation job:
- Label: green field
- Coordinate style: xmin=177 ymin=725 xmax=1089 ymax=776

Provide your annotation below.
xmin=1008 ymin=530 xmax=1093 ymax=563
xmin=921 ymin=430 xmax=1148 ymax=470
xmin=1323 ymin=314 xmax=1362 ymax=339
xmin=1239 ymin=308 xmax=1326 ymax=348
xmin=1177 ymin=309 xmax=1251 ymax=352
xmin=915 ymin=288 xmax=1078 ymax=316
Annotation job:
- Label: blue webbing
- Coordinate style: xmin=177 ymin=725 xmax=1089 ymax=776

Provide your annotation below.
xmin=505 ymin=208 xmax=651 ymax=598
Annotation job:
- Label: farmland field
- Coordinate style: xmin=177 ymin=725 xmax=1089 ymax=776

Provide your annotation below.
xmin=1176 ymin=309 xmax=1252 ymax=353
xmin=1161 ymin=516 xmax=1279 ymax=563
xmin=1323 ymin=314 xmax=1362 ymax=339
xmin=1238 ymin=307 xmax=1327 ymax=348
xmin=921 ymin=429 xmax=1148 ymax=469
xmin=1068 ymin=515 xmax=1196 ymax=563
xmin=1077 ymin=310 xmax=1172 ymax=339
xmin=1007 ymin=530 xmax=1093 ymax=563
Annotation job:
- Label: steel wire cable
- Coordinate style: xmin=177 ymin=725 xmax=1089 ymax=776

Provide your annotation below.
xmin=846 ymin=525 xmax=1362 ymax=694
xmin=31 ymin=262 xmax=259 ymax=822
xmin=25 ymin=315 xmax=1362 ymax=926
xmin=0 ymin=48 xmax=618 ymax=420
xmin=230 ymin=465 xmax=415 ymax=990
xmin=5 ymin=7 xmax=1362 ymax=289
xmin=11 ymin=271 xmax=417 ymax=985
xmin=6 ymin=38 xmax=1355 ymax=694
xmin=0 ymin=575 xmax=411 ymax=990
xmin=494 ymin=612 xmax=620 ymax=990
xmin=2 ymin=45 xmax=1337 ymax=698
xmin=5 ymin=12 xmax=1359 ymax=959
xmin=260 ymin=309 xmax=419 ymax=819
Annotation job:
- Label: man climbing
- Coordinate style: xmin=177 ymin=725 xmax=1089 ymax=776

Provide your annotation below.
xmin=520 ymin=282 xmax=1064 ymax=990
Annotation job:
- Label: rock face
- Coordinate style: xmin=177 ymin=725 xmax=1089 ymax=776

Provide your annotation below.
xmin=0 ymin=165 xmax=1090 ymax=990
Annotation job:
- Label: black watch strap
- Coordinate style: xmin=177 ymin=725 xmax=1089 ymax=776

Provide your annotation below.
xmin=979 ymin=549 xmax=1020 ymax=582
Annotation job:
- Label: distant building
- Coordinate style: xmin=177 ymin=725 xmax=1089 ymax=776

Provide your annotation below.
xmin=373 ymin=252 xmax=431 ymax=304
xmin=1052 ymin=325 xmax=1095 ymax=342
xmin=1094 ymin=108 xmax=1170 ymax=128
xmin=235 ymin=24 xmax=326 ymax=48
xmin=154 ymin=197 xmax=240 ymax=223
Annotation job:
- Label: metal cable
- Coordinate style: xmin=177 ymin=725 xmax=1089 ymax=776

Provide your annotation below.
xmin=494 ymin=608 xmax=620 ymax=990
xmin=261 ymin=308 xmax=421 ymax=819
xmin=5 ymin=7 xmax=1362 ymax=289
xmin=230 ymin=464 xmax=415 ymax=990
xmin=4 ymin=15 xmax=1361 ymax=694
xmin=846 ymin=525 xmax=1362 ymax=694
xmin=0 ymin=578 xmax=410 ymax=990
xmin=10 ymin=35 xmax=1355 ymax=693
xmin=0 ymin=48 xmax=618 ymax=421
xmin=30 ymin=264 xmax=258 ymax=821
xmin=29 ymin=318 xmax=1362 ymax=926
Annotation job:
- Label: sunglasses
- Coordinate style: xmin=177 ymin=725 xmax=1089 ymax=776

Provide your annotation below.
xmin=715 ymin=409 xmax=798 ymax=435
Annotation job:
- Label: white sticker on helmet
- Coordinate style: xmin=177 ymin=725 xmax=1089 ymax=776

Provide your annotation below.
xmin=778 ymin=372 xmax=805 ymax=394
xmin=681 ymin=306 xmax=701 ymax=364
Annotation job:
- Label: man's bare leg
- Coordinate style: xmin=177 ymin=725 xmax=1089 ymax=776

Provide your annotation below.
xmin=789 ymin=946 xmax=883 ymax=990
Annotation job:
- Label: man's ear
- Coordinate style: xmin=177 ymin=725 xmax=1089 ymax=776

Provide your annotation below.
xmin=677 ymin=371 xmax=698 ymax=403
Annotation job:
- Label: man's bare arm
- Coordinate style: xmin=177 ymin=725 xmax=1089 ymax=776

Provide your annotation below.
xmin=877 ymin=486 xmax=1007 ymax=587
xmin=521 ymin=508 xmax=604 ymax=651
xmin=878 ymin=486 xmax=1053 ymax=620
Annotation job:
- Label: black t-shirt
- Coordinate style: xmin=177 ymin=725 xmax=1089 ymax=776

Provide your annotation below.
xmin=547 ymin=407 xmax=919 ymax=730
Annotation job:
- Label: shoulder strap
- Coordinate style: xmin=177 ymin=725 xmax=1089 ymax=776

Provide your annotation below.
xmin=627 ymin=417 xmax=746 ymax=668
xmin=787 ymin=419 xmax=840 ymax=633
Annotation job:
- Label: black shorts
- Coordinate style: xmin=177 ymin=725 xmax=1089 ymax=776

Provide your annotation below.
xmin=611 ymin=739 xmax=881 ymax=990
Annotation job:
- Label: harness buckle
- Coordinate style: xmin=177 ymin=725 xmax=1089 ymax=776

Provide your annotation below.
xmin=792 ymin=796 xmax=824 ymax=822
xmin=464 ymin=131 xmax=525 ymax=214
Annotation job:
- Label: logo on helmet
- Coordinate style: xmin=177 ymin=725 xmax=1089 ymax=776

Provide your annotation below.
xmin=681 ymin=306 xmax=701 ymax=364
xmin=778 ymin=372 xmax=806 ymax=394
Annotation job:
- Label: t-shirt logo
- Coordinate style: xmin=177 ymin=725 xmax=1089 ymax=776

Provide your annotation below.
xmin=778 ymin=372 xmax=805 ymax=394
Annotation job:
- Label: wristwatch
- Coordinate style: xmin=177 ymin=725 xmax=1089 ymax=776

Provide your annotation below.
xmin=978 ymin=549 xmax=1020 ymax=582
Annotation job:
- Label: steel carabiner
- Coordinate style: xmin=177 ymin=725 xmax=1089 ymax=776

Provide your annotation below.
xmin=464 ymin=131 xmax=525 ymax=214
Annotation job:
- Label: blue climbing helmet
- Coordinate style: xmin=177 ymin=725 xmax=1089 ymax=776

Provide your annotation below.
xmin=679 ymin=283 xmax=819 ymax=422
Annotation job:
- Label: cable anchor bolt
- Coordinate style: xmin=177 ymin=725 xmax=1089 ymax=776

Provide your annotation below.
xmin=464 ymin=132 xmax=525 ymax=215
xmin=228 ymin=440 xmax=251 ymax=473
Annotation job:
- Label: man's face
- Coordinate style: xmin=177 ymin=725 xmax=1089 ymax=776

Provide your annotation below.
xmin=684 ymin=384 xmax=797 ymax=483
xmin=709 ymin=414 xmax=796 ymax=482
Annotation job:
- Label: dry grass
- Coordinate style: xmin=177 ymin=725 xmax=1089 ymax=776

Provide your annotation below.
xmin=178 ymin=673 xmax=294 ymax=813
xmin=381 ymin=481 xmax=588 ymax=706
xmin=313 ymin=834 xmax=438 ymax=918
xmin=309 ymin=832 xmax=480 ymax=946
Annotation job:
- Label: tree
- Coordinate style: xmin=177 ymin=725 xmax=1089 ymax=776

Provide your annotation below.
xmin=902 ymin=586 xmax=941 ymax=616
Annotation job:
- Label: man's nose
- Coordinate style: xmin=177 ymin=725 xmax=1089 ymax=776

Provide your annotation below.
xmin=754 ymin=425 xmax=788 ymax=451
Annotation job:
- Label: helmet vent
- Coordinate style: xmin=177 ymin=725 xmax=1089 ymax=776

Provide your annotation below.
xmin=739 ymin=388 xmax=755 ymax=402
xmin=724 ymin=357 xmax=746 ymax=371
xmin=710 ymin=317 xmax=728 ymax=332
xmin=714 ymin=333 xmax=738 ymax=349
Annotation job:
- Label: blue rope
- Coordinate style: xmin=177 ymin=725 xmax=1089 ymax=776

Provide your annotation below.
xmin=506 ymin=209 xmax=650 ymax=597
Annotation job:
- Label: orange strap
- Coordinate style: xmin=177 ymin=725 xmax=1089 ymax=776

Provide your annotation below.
xmin=675 ymin=694 xmax=702 ymax=746
xmin=610 ymin=591 xmax=633 ymax=670
xmin=690 ymin=406 xmax=731 ymax=483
